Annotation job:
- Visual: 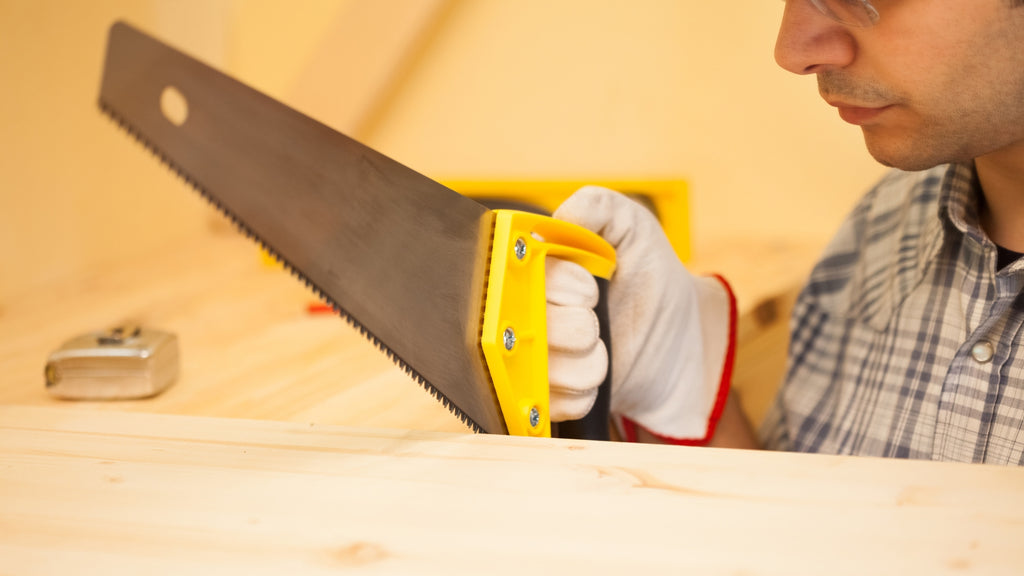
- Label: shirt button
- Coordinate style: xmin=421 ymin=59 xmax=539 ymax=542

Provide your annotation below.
xmin=971 ymin=340 xmax=995 ymax=363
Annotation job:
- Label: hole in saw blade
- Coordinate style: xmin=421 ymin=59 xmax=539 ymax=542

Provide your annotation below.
xmin=160 ymin=85 xmax=188 ymax=126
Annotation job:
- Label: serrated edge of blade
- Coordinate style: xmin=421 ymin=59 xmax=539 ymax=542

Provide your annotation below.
xmin=98 ymin=98 xmax=486 ymax=434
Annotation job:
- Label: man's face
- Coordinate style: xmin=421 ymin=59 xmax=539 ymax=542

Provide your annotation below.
xmin=775 ymin=0 xmax=1024 ymax=171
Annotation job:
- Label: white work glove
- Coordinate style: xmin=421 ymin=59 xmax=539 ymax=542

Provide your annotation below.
xmin=546 ymin=186 xmax=736 ymax=444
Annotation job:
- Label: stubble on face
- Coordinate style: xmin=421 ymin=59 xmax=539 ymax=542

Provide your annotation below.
xmin=815 ymin=8 xmax=1024 ymax=173
xmin=818 ymin=71 xmax=951 ymax=170
xmin=818 ymin=71 xmax=895 ymax=108
xmin=818 ymin=71 xmax=924 ymax=169
xmin=818 ymin=69 xmax=1024 ymax=171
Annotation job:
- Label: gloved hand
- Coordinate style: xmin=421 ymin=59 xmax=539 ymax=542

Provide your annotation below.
xmin=546 ymin=186 xmax=736 ymax=444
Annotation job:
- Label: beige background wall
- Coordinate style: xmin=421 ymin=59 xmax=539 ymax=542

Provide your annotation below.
xmin=1 ymin=0 xmax=887 ymax=306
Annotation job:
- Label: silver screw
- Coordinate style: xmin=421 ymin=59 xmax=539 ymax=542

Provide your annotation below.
xmin=529 ymin=406 xmax=540 ymax=428
xmin=503 ymin=327 xmax=516 ymax=351
xmin=514 ymin=237 xmax=527 ymax=260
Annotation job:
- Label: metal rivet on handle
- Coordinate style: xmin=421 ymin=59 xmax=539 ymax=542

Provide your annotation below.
xmin=503 ymin=327 xmax=516 ymax=351
xmin=514 ymin=238 xmax=527 ymax=260
xmin=529 ymin=406 xmax=540 ymax=428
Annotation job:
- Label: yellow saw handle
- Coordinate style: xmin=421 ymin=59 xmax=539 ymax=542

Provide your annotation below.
xmin=481 ymin=210 xmax=616 ymax=437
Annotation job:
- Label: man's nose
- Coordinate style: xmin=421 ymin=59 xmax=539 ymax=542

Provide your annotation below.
xmin=775 ymin=0 xmax=857 ymax=75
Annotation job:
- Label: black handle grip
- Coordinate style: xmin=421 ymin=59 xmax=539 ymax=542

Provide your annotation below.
xmin=552 ymin=277 xmax=612 ymax=441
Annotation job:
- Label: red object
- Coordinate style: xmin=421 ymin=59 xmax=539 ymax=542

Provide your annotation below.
xmin=306 ymin=302 xmax=335 ymax=315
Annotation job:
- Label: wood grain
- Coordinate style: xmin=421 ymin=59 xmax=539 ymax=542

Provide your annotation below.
xmin=3 ymin=405 xmax=1023 ymax=575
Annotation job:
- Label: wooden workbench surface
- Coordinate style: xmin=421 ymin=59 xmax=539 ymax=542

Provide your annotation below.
xmin=0 ymin=228 xmax=818 ymax=431
xmin=4 ymin=404 xmax=1023 ymax=575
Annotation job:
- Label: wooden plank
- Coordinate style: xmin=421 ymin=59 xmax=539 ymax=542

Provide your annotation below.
xmin=2 ymin=405 xmax=1023 ymax=574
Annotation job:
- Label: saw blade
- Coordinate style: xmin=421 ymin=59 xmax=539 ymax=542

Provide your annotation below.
xmin=98 ymin=21 xmax=508 ymax=434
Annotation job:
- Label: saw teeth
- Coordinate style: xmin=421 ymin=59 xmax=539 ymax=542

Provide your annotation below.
xmin=98 ymin=98 xmax=485 ymax=434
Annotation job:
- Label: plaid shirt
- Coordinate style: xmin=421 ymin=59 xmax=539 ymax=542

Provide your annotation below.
xmin=760 ymin=163 xmax=1024 ymax=464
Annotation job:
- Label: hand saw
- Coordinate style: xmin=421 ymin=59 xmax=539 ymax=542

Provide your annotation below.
xmin=98 ymin=21 xmax=616 ymax=439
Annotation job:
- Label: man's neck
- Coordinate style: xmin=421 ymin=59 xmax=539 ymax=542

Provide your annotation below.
xmin=975 ymin=141 xmax=1024 ymax=253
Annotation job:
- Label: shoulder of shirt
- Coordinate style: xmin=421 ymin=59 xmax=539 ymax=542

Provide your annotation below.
xmin=799 ymin=165 xmax=949 ymax=331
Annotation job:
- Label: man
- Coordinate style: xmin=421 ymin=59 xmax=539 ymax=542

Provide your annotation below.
xmin=546 ymin=0 xmax=1024 ymax=464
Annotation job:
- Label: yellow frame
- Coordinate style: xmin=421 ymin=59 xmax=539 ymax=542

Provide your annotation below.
xmin=445 ymin=179 xmax=691 ymax=263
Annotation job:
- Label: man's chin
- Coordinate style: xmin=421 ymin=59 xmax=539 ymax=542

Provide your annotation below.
xmin=862 ymin=135 xmax=953 ymax=172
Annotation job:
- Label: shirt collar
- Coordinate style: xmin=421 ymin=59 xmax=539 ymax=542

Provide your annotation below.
xmin=938 ymin=162 xmax=986 ymax=243
xmin=936 ymin=162 xmax=1024 ymax=275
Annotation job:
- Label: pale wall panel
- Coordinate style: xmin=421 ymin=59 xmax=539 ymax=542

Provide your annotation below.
xmin=0 ymin=0 xmax=233 ymax=304
xmin=359 ymin=0 xmax=889 ymax=253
